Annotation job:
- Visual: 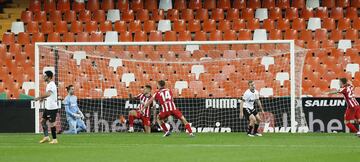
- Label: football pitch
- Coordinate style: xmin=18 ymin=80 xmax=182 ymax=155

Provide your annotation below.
xmin=0 ymin=133 xmax=359 ymax=162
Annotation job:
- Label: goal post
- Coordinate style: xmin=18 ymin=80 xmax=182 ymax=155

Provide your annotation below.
xmin=34 ymin=40 xmax=306 ymax=134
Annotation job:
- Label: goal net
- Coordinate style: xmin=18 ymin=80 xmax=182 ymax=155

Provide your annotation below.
xmin=34 ymin=41 xmax=307 ymax=133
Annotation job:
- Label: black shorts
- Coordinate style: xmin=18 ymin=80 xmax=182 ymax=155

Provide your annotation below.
xmin=243 ymin=107 xmax=258 ymax=120
xmin=42 ymin=109 xmax=58 ymax=123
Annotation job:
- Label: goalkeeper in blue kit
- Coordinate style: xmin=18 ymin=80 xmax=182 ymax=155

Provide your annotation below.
xmin=63 ymin=85 xmax=87 ymax=134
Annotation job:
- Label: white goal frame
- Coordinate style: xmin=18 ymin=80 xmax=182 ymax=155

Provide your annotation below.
xmin=34 ymin=40 xmax=296 ymax=133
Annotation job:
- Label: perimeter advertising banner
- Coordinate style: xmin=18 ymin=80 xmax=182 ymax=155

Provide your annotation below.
xmin=302 ymin=97 xmax=360 ymax=133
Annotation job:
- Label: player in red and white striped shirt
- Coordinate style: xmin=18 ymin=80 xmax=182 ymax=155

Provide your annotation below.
xmin=327 ymin=78 xmax=360 ymax=134
xmin=143 ymin=80 xmax=194 ymax=137
xmin=127 ymin=85 xmax=156 ymax=133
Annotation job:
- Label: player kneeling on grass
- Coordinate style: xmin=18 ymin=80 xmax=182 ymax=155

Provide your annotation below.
xmin=240 ymin=80 xmax=265 ymax=137
xmin=34 ymin=71 xmax=59 ymax=144
xmin=126 ymin=85 xmax=156 ymax=133
xmin=63 ymin=85 xmax=87 ymax=134
xmin=326 ymin=78 xmax=360 ymax=135
xmin=143 ymin=80 xmax=194 ymax=137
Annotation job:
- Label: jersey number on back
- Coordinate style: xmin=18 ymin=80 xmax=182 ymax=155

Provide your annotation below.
xmin=160 ymin=91 xmax=171 ymax=102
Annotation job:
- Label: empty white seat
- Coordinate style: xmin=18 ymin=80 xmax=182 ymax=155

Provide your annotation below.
xmin=159 ymin=0 xmax=172 ymax=11
xmin=253 ymin=29 xmax=267 ymax=40
xmin=276 ymin=72 xmax=289 ymax=86
xmin=346 ymin=63 xmax=360 ymax=77
xmin=306 ymin=0 xmax=319 ymax=8
xmin=73 ymin=51 xmax=86 ymax=65
xmin=185 ymin=45 xmax=199 ymax=53
xmin=11 ymin=22 xmax=24 ymax=34
xmin=191 ymin=65 xmax=205 ymax=80
xmin=104 ymin=88 xmax=118 ymax=98
xmin=105 ymin=31 xmax=118 ymax=42
xmin=338 ymin=39 xmax=352 ymax=52
xmin=121 ymin=73 xmax=135 ymax=87
xmin=330 ymin=79 xmax=340 ymax=90
xmin=261 ymin=56 xmax=274 ymax=71
xmin=107 ymin=9 xmax=120 ymax=22
xmin=260 ymin=88 xmax=274 ymax=97
xmin=307 ymin=18 xmax=321 ymax=31
xmin=255 ymin=8 xmax=268 ymax=21
xmin=175 ymin=81 xmax=188 ymax=95
xmin=22 ymin=82 xmax=35 ymax=95
xmin=109 ymin=58 xmax=123 ymax=71
xmin=157 ymin=20 xmax=171 ymax=32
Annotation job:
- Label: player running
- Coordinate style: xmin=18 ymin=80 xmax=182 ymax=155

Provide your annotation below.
xmin=240 ymin=80 xmax=264 ymax=137
xmin=63 ymin=85 xmax=87 ymax=134
xmin=126 ymin=85 xmax=156 ymax=133
xmin=143 ymin=80 xmax=194 ymax=137
xmin=34 ymin=71 xmax=59 ymax=144
xmin=326 ymin=78 xmax=360 ymax=134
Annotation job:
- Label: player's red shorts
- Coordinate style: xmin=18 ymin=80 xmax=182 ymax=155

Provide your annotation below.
xmin=158 ymin=109 xmax=183 ymax=120
xmin=344 ymin=105 xmax=360 ymax=121
xmin=135 ymin=111 xmax=151 ymax=127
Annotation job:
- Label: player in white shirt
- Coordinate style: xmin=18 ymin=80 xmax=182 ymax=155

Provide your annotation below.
xmin=34 ymin=71 xmax=59 ymax=144
xmin=240 ymin=80 xmax=264 ymax=137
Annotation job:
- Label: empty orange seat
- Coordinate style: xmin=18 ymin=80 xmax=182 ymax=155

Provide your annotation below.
xmin=137 ymin=9 xmax=149 ymax=21
xmin=32 ymin=32 xmax=45 ymax=43
xmin=238 ymin=29 xmax=252 ymax=40
xmin=174 ymin=0 xmax=187 ymax=10
xmin=277 ymin=18 xmax=290 ymax=31
xmin=17 ymin=32 xmax=30 ymax=45
xmin=218 ymin=19 xmax=231 ymax=31
xmin=269 ymin=7 xmax=282 ymax=20
xmin=337 ymin=0 xmax=350 ymax=7
xmin=262 ymin=19 xmax=274 ymax=31
xmin=346 ymin=7 xmax=358 ymax=20
xmin=285 ymin=7 xmax=298 ymax=20
xmin=2 ymin=32 xmax=15 ymax=45
xmin=120 ymin=31 xmax=132 ymax=42
xmin=247 ymin=18 xmax=260 ymax=30
xmin=338 ymin=18 xmax=351 ymax=30
xmin=55 ymin=21 xmax=68 ymax=33
xmin=329 ymin=29 xmax=343 ymax=41
xmin=64 ymin=10 xmax=76 ymax=22
xmin=34 ymin=11 xmax=47 ymax=23
xmin=178 ymin=31 xmax=192 ymax=41
xmin=21 ymin=11 xmax=33 ymax=23
xmin=166 ymin=9 xmax=179 ymax=21
xmin=173 ymin=19 xmax=186 ymax=32
xmin=203 ymin=19 xmax=216 ymax=32
xmin=143 ymin=20 xmax=156 ymax=33
xmin=188 ymin=19 xmax=201 ymax=32
xmin=299 ymin=29 xmax=313 ymax=41
xmin=47 ymin=32 xmax=61 ymax=42
xmin=144 ymin=0 xmax=158 ymax=10
xmin=84 ymin=21 xmax=98 ymax=32
xmin=248 ymin=0 xmax=261 ymax=9
xmin=149 ymin=31 xmax=162 ymax=41
xmin=345 ymin=28 xmax=358 ymax=40
xmin=101 ymin=0 xmax=114 ymax=11
xmin=226 ymin=8 xmax=239 ymax=20
xmin=57 ymin=0 xmax=71 ymax=12
xmin=211 ymin=8 xmax=224 ymax=21
xmin=26 ymin=21 xmax=39 ymax=34
xmin=151 ymin=9 xmax=164 ymax=21
xmin=189 ymin=0 xmax=202 ymax=9
xmin=93 ymin=10 xmax=106 ymax=22
xmin=331 ymin=7 xmax=344 ymax=20
xmin=122 ymin=9 xmax=134 ymax=22
xmin=129 ymin=20 xmax=142 ymax=33
xmin=196 ymin=8 xmax=209 ymax=21
xmin=241 ymin=8 xmax=254 ymax=20
xmin=63 ymin=32 xmax=75 ymax=42
xmin=322 ymin=18 xmax=335 ymax=30
xmin=315 ymin=7 xmax=329 ymax=18
xmin=314 ymin=28 xmax=328 ymax=41
xmin=232 ymin=19 xmax=246 ymax=31
xmin=70 ymin=21 xmax=83 ymax=33
xmin=292 ymin=0 xmax=305 ymax=8
xmin=99 ymin=21 xmax=112 ymax=32
xmin=284 ymin=29 xmax=298 ymax=40
xmin=114 ymin=21 xmax=127 ymax=32
xmin=79 ymin=10 xmax=92 ymax=22
xmin=87 ymin=0 xmax=100 ymax=11
xmin=49 ymin=10 xmax=62 ymax=22
xmin=269 ymin=29 xmax=282 ymax=40
xmin=72 ymin=1 xmax=85 ymax=12
xmin=300 ymin=7 xmax=314 ymax=20
xmin=76 ymin=32 xmax=89 ymax=42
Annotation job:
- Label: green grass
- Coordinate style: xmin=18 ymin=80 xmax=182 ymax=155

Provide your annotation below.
xmin=0 ymin=133 xmax=360 ymax=162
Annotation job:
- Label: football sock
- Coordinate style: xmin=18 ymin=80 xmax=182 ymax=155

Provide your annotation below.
xmin=42 ymin=123 xmax=48 ymax=137
xmin=346 ymin=123 xmax=358 ymax=133
xmin=51 ymin=127 xmax=57 ymax=139
xmin=128 ymin=115 xmax=134 ymax=127
xmin=247 ymin=125 xmax=253 ymax=134
xmin=254 ymin=124 xmax=259 ymax=134
xmin=160 ymin=123 xmax=168 ymax=132
xmin=185 ymin=123 xmax=192 ymax=133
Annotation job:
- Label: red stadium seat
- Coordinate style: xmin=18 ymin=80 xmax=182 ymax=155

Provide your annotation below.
xmin=238 ymin=29 xmax=252 ymax=40
xmin=284 ymin=29 xmax=298 ymax=40
xmin=292 ymin=0 xmax=305 ymax=8
xmin=32 ymin=32 xmax=45 ymax=43
xmin=189 ymin=0 xmax=202 ymax=10
xmin=143 ymin=20 xmax=156 ymax=33
xmin=204 ymin=0 xmax=216 ymax=9
xmin=181 ymin=9 xmax=194 ymax=21
xmin=2 ymin=32 xmax=15 ymax=45
xmin=314 ymin=28 xmax=328 ymax=41
xmin=17 ymin=32 xmax=30 ymax=45
xmin=345 ymin=28 xmax=358 ymax=41
xmin=247 ymin=18 xmax=260 ymax=31
xmin=144 ymin=0 xmax=158 ymax=10
xmin=226 ymin=8 xmax=239 ymax=20
xmin=84 ymin=21 xmax=98 ymax=32
xmin=136 ymin=9 xmax=149 ymax=21
xmin=268 ymin=7 xmax=282 ymax=20
xmin=338 ymin=18 xmax=351 ymax=30
xmin=211 ymin=8 xmax=224 ymax=21
xmin=44 ymin=0 xmax=56 ymax=12
xmin=268 ymin=29 xmax=282 ymax=40
xmin=63 ymin=32 xmax=75 ymax=42
xmin=223 ymin=30 xmax=237 ymax=40
xmin=248 ymin=0 xmax=261 ymax=9
xmin=241 ymin=8 xmax=254 ymax=20
xmin=203 ymin=19 xmax=216 ymax=32
xmin=218 ymin=0 xmax=231 ymax=9
xmin=174 ymin=0 xmax=187 ymax=10
xmin=322 ymin=18 xmax=336 ymax=31
xmin=57 ymin=0 xmax=71 ymax=12
xmin=209 ymin=30 xmax=222 ymax=40
xmin=79 ymin=10 xmax=92 ymax=22
xmin=55 ymin=21 xmax=68 ymax=33
xmin=323 ymin=0 xmax=336 ymax=8
xmin=149 ymin=31 xmax=162 ymax=41
xmin=196 ymin=8 xmax=209 ymax=21
xmin=300 ymin=8 xmax=314 ymax=20
xmin=173 ymin=19 xmax=186 ymax=32
xmin=315 ymin=7 xmax=329 ymax=19
xmin=49 ymin=10 xmax=62 ymax=22
xmin=322 ymin=39 xmax=335 ymax=48
xmin=33 ymin=11 xmax=47 ymax=23
xmin=128 ymin=20 xmax=142 ymax=33
xmin=70 ymin=21 xmax=83 ymax=33
xmin=277 ymin=18 xmax=290 ymax=31
xmin=299 ymin=30 xmax=313 ymax=41
xmin=99 ymin=21 xmax=113 ymax=32
xmin=278 ymin=0 xmax=290 ymax=9
xmin=122 ymin=10 xmax=134 ymax=22
xmin=47 ymin=32 xmax=61 ymax=42
xmin=285 ymin=7 xmax=298 ymax=20
xmin=233 ymin=0 xmax=246 ymax=9
xmin=337 ymin=0 xmax=350 ymax=7
xmin=101 ymin=0 xmax=114 ymax=11
xmin=329 ymin=29 xmax=343 ymax=41
xmin=151 ymin=9 xmax=164 ymax=21
xmin=178 ymin=31 xmax=192 ymax=41
xmin=134 ymin=31 xmax=147 ymax=41
xmin=93 ymin=10 xmax=106 ymax=22
xmin=26 ymin=21 xmax=39 ymax=34
xmin=232 ymin=19 xmax=246 ymax=31
xmin=292 ymin=18 xmax=306 ymax=30
xmin=346 ymin=7 xmax=358 ymax=20
xmin=263 ymin=0 xmax=276 ymax=8
xmin=76 ymin=32 xmax=89 ymax=42
xmin=119 ymin=31 xmax=132 ymax=42
xmin=330 ymin=7 xmax=344 ymax=20
xmin=131 ymin=0 xmax=144 ymax=11
xmin=262 ymin=19 xmax=274 ymax=31
xmin=218 ymin=19 xmax=231 ymax=31
xmin=194 ymin=31 xmax=207 ymax=41
xmin=166 ymin=9 xmax=179 ymax=21
xmin=87 ymin=0 xmax=100 ymax=11
xmin=64 ymin=10 xmax=76 ymax=22
xmin=29 ymin=0 xmax=41 ymax=12
xmin=72 ymin=1 xmax=85 ymax=12
xmin=118 ymin=0 xmax=129 ymax=11
xmin=188 ymin=19 xmax=201 ymax=32
xmin=307 ymin=40 xmax=320 ymax=49
xmin=21 ymin=11 xmax=33 ymax=23
xmin=114 ymin=21 xmax=127 ymax=32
